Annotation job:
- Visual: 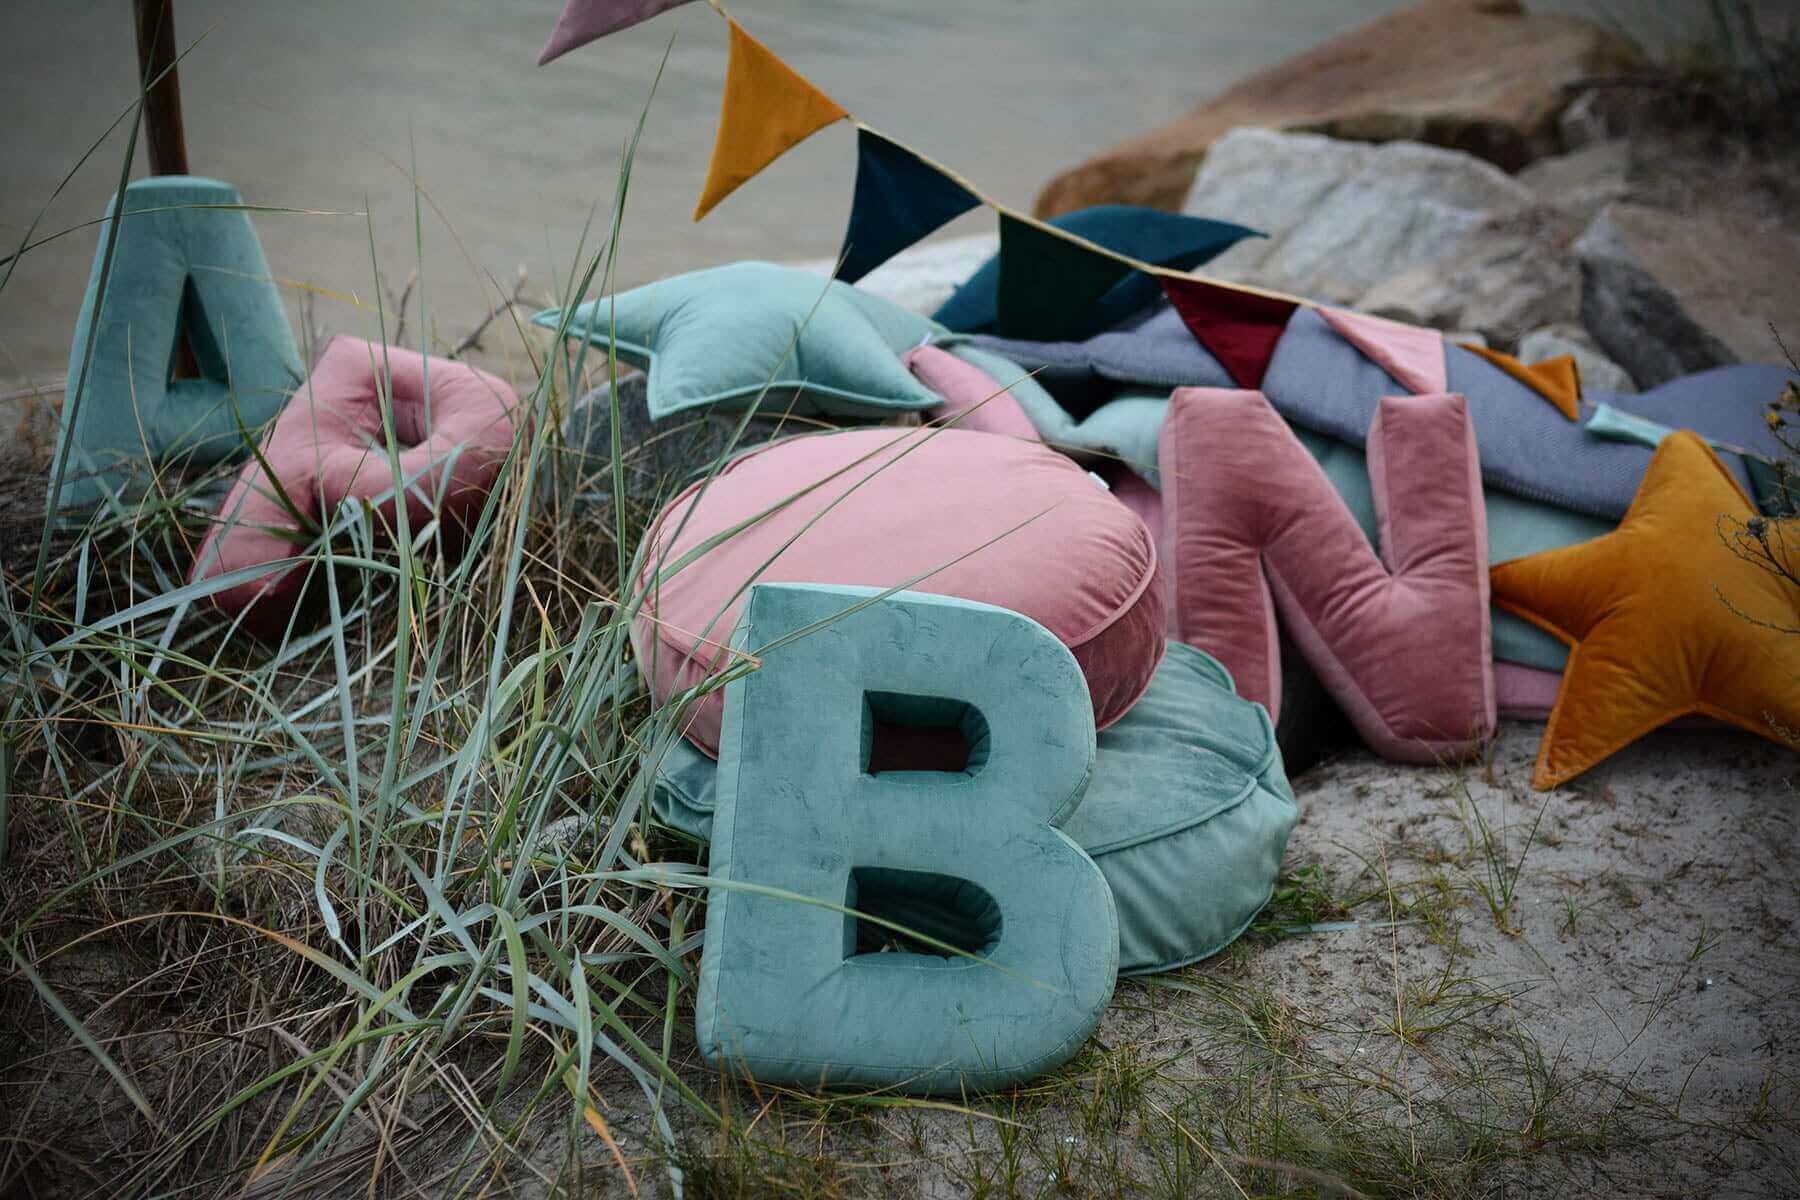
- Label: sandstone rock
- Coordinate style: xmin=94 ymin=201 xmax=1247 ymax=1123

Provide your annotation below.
xmin=1517 ymin=139 xmax=1632 ymax=226
xmin=1035 ymin=0 xmax=1637 ymax=218
xmin=1357 ymin=206 xmax=1582 ymax=349
xmin=796 ymin=232 xmax=997 ymax=316
xmin=1186 ymin=129 xmax=1536 ymax=307
xmin=1518 ymin=323 xmax=1637 ymax=394
xmin=1575 ymin=202 xmax=1800 ymax=386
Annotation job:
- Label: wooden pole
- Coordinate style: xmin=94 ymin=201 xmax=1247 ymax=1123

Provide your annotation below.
xmin=133 ymin=0 xmax=189 ymax=176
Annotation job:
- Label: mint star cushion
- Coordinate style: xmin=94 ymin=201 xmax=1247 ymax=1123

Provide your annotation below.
xmin=532 ymin=261 xmax=945 ymax=421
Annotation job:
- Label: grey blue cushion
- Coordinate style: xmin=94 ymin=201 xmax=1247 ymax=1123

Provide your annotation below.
xmin=532 ymin=261 xmax=944 ymax=421
xmin=655 ymin=636 xmax=1296 ymax=976
xmin=697 ymin=583 xmax=1117 ymax=1094
xmin=53 ymin=176 xmax=303 ymax=513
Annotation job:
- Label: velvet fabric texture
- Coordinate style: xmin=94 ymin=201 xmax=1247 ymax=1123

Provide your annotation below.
xmin=190 ymin=337 xmax=519 ymax=637
xmin=698 ymin=583 xmax=1117 ymax=1092
xmin=1461 ymin=343 xmax=1582 ymax=421
xmin=984 ymin=302 xmax=1781 ymax=520
xmin=53 ymin=176 xmax=303 ymax=514
xmin=694 ymin=21 xmax=848 ymax=221
xmin=1319 ymin=307 xmax=1447 ymax=396
xmin=1490 ymin=433 xmax=1800 ymax=789
xmin=649 ymin=640 xmax=1296 ymax=976
xmin=837 ymin=128 xmax=982 ymax=284
xmin=1160 ymin=388 xmax=1495 ymax=763
xmin=536 ymin=0 xmax=692 ymax=64
xmin=1158 ymin=276 xmax=1299 ymax=389
xmin=633 ymin=427 xmax=1165 ymax=758
xmin=994 ymin=215 xmax=1138 ymax=341
xmin=532 ymin=262 xmax=943 ymax=421
xmin=903 ymin=345 xmax=1040 ymax=440
xmin=935 ymin=206 xmax=1256 ymax=340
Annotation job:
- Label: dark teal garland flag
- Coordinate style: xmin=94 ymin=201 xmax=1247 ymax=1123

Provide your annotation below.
xmin=836 ymin=128 xmax=982 ymax=283
xmin=996 ymin=215 xmax=1137 ymax=341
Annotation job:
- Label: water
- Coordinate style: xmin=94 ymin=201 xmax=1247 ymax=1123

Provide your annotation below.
xmin=0 ymin=0 xmax=1410 ymax=392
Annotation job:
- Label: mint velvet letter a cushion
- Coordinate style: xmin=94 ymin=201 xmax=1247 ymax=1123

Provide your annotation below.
xmin=53 ymin=176 xmax=303 ymax=513
xmin=1160 ymin=388 xmax=1495 ymax=764
xmin=697 ymin=583 xmax=1117 ymax=1093
xmin=531 ymin=262 xmax=943 ymax=421
xmin=189 ymin=337 xmax=520 ymax=637
xmin=633 ymin=427 xmax=1165 ymax=758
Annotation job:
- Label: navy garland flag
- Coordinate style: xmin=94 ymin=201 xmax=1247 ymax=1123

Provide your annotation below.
xmin=996 ymin=215 xmax=1137 ymax=342
xmin=836 ymin=128 xmax=982 ymax=283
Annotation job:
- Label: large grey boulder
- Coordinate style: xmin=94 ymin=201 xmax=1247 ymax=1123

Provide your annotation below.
xmin=1516 ymin=139 xmax=1632 ymax=226
xmin=1357 ymin=207 xmax=1582 ymax=350
xmin=1574 ymin=204 xmax=1746 ymax=387
xmin=1184 ymin=129 xmax=1536 ymax=305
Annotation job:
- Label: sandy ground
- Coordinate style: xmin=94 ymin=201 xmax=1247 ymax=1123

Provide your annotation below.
xmin=640 ymin=720 xmax=1800 ymax=1199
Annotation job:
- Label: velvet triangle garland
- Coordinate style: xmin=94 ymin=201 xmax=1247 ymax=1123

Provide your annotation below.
xmin=836 ymin=128 xmax=982 ymax=283
xmin=1160 ymin=275 xmax=1300 ymax=389
xmin=1461 ymin=344 xmax=1582 ymax=421
xmin=694 ymin=21 xmax=849 ymax=221
xmin=1319 ymin=306 xmax=1446 ymax=396
xmin=996 ymin=214 xmax=1137 ymax=341
xmin=538 ymin=0 xmax=694 ymax=65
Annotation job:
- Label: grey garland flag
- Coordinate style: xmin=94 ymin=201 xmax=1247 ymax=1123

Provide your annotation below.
xmin=538 ymin=0 xmax=694 ymax=64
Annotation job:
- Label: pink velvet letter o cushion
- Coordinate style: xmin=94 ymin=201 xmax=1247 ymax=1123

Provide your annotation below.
xmin=1159 ymin=387 xmax=1494 ymax=764
xmin=191 ymin=336 xmax=520 ymax=636
xmin=634 ymin=427 xmax=1165 ymax=758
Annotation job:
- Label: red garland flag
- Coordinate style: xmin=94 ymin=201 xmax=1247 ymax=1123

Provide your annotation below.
xmin=1159 ymin=275 xmax=1299 ymax=390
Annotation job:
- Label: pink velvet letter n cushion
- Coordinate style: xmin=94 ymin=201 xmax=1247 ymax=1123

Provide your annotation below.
xmin=191 ymin=336 xmax=520 ymax=636
xmin=633 ymin=427 xmax=1165 ymax=758
xmin=1159 ymin=388 xmax=1494 ymax=763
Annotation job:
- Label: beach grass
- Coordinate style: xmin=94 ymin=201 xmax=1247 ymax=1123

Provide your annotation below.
xmin=3 ymin=53 xmax=1797 ymax=1200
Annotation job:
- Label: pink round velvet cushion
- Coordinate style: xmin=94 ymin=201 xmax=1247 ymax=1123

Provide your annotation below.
xmin=634 ymin=427 xmax=1166 ymax=758
xmin=192 ymin=335 xmax=520 ymax=636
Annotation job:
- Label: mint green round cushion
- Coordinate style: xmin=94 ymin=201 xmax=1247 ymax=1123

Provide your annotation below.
xmin=648 ymin=639 xmax=1297 ymax=976
xmin=1060 ymin=642 xmax=1297 ymax=974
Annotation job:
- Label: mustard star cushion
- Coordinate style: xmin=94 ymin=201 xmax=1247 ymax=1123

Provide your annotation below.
xmin=1491 ymin=431 xmax=1799 ymax=789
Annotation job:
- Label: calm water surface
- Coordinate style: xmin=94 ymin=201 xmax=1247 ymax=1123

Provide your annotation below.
xmin=0 ymin=0 xmax=1418 ymax=389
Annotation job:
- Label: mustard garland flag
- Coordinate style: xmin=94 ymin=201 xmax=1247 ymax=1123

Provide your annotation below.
xmin=694 ymin=21 xmax=849 ymax=221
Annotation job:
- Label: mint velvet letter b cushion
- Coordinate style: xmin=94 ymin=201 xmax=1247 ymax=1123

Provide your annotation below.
xmin=531 ymin=262 xmax=943 ymax=421
xmin=649 ymin=640 xmax=1296 ymax=975
xmin=697 ymin=583 xmax=1117 ymax=1093
xmin=633 ymin=427 xmax=1165 ymax=758
xmin=53 ymin=176 xmax=303 ymax=513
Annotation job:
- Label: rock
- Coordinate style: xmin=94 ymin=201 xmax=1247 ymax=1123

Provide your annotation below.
xmin=795 ymin=232 xmax=997 ymax=316
xmin=1035 ymin=0 xmax=1638 ymax=218
xmin=1575 ymin=202 xmax=1800 ymax=386
xmin=1357 ymin=206 xmax=1582 ymax=349
xmin=1518 ymin=323 xmax=1638 ymax=394
xmin=1517 ymin=139 xmax=1632 ymax=226
xmin=1186 ymin=129 xmax=1536 ymax=307
xmin=555 ymin=373 xmax=800 ymax=509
